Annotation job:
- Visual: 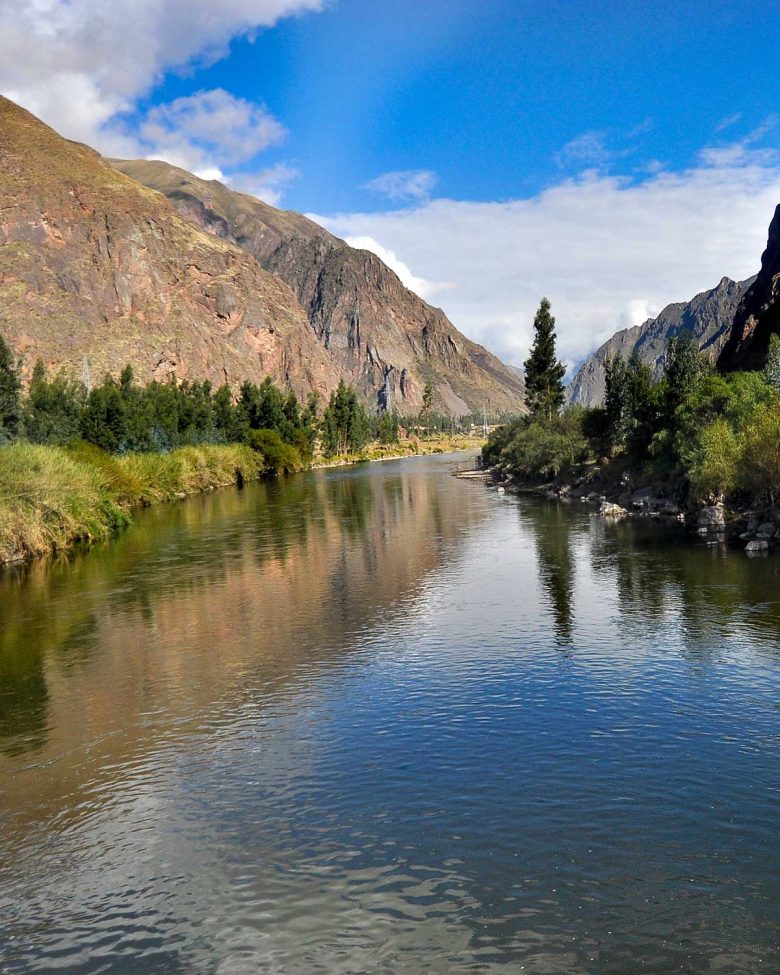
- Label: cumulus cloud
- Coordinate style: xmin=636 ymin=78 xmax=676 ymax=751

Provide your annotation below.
xmin=317 ymin=147 xmax=780 ymax=373
xmin=0 ymin=0 xmax=322 ymax=195
xmin=364 ymin=169 xmax=438 ymax=202
xmin=343 ymin=236 xmax=453 ymax=302
xmin=138 ymin=88 xmax=287 ymax=174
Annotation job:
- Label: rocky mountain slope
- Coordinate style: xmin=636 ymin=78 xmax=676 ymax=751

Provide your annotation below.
xmin=111 ymin=159 xmax=526 ymax=415
xmin=0 ymin=95 xmax=524 ymax=414
xmin=567 ymin=275 xmax=753 ymax=406
xmin=0 ymin=96 xmax=342 ymax=397
xmin=718 ymin=205 xmax=780 ymax=372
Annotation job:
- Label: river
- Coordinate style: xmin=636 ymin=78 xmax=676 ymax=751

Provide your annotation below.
xmin=0 ymin=453 xmax=778 ymax=973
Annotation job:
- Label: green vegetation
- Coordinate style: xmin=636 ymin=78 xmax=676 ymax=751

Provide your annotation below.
xmin=0 ymin=335 xmax=21 ymax=444
xmin=0 ymin=441 xmax=263 ymax=562
xmin=321 ymin=380 xmax=370 ymax=456
xmin=484 ymin=300 xmax=780 ymax=511
xmin=523 ymin=298 xmax=566 ymax=421
xmin=0 ymin=349 xmax=490 ymax=563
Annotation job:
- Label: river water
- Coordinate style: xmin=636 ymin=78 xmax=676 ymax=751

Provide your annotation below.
xmin=0 ymin=453 xmax=778 ymax=974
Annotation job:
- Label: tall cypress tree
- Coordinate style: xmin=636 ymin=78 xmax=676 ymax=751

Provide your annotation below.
xmin=0 ymin=334 xmax=21 ymax=443
xmin=523 ymin=298 xmax=566 ymax=421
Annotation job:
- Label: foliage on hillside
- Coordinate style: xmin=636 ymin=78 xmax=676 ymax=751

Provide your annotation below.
xmin=483 ymin=309 xmax=780 ymax=509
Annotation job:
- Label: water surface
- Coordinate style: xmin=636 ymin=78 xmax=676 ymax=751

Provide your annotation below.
xmin=1 ymin=454 xmax=778 ymax=973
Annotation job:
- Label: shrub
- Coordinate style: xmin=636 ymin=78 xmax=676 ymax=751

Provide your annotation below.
xmin=502 ymin=411 xmax=589 ymax=481
xmin=688 ymin=418 xmax=739 ymax=501
xmin=246 ymin=429 xmax=303 ymax=475
xmin=736 ymin=404 xmax=780 ymax=504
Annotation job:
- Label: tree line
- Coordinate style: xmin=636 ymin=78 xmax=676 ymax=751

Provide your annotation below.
xmin=484 ymin=298 xmax=780 ymax=506
xmin=0 ymin=341 xmax=407 ymax=467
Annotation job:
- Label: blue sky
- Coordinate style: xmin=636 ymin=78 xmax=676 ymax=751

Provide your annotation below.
xmin=3 ymin=0 xmax=780 ymax=368
xmin=135 ymin=0 xmax=780 ymax=213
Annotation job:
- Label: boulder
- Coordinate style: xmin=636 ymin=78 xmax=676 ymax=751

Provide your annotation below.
xmin=746 ymin=539 xmax=770 ymax=554
xmin=755 ymin=522 xmax=776 ymax=539
xmin=600 ymin=501 xmax=628 ymax=519
xmin=697 ymin=505 xmax=725 ymax=529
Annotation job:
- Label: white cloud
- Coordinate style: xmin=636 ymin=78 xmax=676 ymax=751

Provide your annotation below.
xmin=0 ymin=0 xmax=322 ymax=198
xmin=316 ymin=148 xmax=780 ymax=372
xmin=554 ymin=123 xmax=653 ymax=172
xmin=699 ymin=115 xmax=778 ymax=168
xmin=364 ymin=169 xmax=438 ymax=202
xmin=343 ymin=236 xmax=453 ymax=302
xmin=714 ymin=112 xmax=743 ymax=134
xmin=555 ymin=131 xmax=614 ymax=169
xmin=230 ymin=164 xmax=300 ymax=206
xmin=138 ymin=88 xmax=287 ymax=173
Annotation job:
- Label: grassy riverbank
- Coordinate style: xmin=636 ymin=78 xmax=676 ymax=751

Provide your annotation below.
xmin=321 ymin=434 xmax=485 ymax=466
xmin=0 ymin=435 xmax=484 ymax=564
xmin=0 ymin=442 xmax=264 ymax=563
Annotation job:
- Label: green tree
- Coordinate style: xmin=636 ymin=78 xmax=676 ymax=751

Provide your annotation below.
xmin=0 ymin=335 xmax=21 ymax=444
xmin=80 ymin=378 xmax=127 ymax=452
xmin=301 ymin=392 xmax=320 ymax=455
xmin=321 ymin=381 xmax=368 ymax=456
xmin=213 ymin=384 xmax=245 ymax=443
xmin=764 ymin=333 xmax=780 ymax=390
xmin=523 ymin=298 xmax=566 ymax=421
xmin=378 ymin=409 xmax=400 ymax=444
xmin=623 ymin=351 xmax=656 ymax=457
xmin=23 ymin=360 xmax=84 ymax=445
xmin=420 ymin=382 xmax=435 ymax=437
xmin=603 ymin=354 xmax=628 ymax=451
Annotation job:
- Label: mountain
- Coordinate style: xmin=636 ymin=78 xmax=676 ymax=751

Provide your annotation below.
xmin=110 ymin=159 xmax=526 ymax=415
xmin=567 ymin=275 xmax=753 ymax=406
xmin=0 ymin=96 xmax=524 ymax=416
xmin=718 ymin=204 xmax=780 ymax=372
xmin=0 ymin=96 xmax=341 ymax=398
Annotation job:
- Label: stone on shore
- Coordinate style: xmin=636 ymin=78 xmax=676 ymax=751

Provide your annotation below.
xmin=697 ymin=505 xmax=725 ymax=529
xmin=746 ymin=539 xmax=769 ymax=554
xmin=600 ymin=501 xmax=628 ymax=518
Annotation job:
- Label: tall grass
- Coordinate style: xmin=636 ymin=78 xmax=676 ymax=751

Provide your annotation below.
xmin=0 ymin=442 xmax=264 ymax=563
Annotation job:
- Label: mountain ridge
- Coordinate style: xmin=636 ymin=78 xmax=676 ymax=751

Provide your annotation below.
xmin=0 ymin=95 xmax=525 ymax=416
xmin=567 ymin=275 xmax=754 ymax=406
xmin=110 ymin=158 xmax=526 ymax=415
xmin=0 ymin=95 xmax=341 ymax=398
xmin=718 ymin=204 xmax=780 ymax=372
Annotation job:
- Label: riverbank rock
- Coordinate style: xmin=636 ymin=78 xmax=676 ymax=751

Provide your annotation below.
xmin=600 ymin=501 xmax=628 ymax=519
xmin=755 ymin=522 xmax=776 ymax=540
xmin=697 ymin=505 xmax=725 ymax=530
xmin=746 ymin=539 xmax=770 ymax=554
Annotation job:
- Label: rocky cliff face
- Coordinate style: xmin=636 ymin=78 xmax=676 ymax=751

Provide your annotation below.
xmin=111 ymin=159 xmax=526 ymax=415
xmin=0 ymin=97 xmax=347 ymax=398
xmin=567 ymin=276 xmax=753 ymax=406
xmin=718 ymin=205 xmax=780 ymax=372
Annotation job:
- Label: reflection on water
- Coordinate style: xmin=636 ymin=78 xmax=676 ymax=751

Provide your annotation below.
xmin=0 ymin=455 xmax=778 ymax=973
